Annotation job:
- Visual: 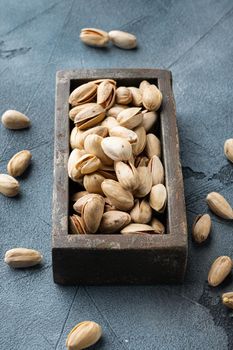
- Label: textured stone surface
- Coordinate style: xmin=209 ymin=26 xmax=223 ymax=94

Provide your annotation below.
xmin=0 ymin=0 xmax=233 ymax=349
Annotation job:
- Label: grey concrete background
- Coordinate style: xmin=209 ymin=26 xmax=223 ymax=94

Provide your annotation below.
xmin=0 ymin=0 xmax=233 ymax=349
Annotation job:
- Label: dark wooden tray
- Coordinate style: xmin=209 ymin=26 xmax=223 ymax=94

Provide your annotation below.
xmin=52 ymin=68 xmax=187 ymax=285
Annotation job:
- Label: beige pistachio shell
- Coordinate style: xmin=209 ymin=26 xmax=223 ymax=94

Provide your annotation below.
xmin=134 ymin=166 xmax=152 ymax=198
xmin=206 ymin=192 xmax=233 ymax=219
xmin=74 ymin=104 xmax=105 ymax=130
xmin=82 ymin=195 xmax=105 ymax=233
xmin=4 ymin=248 xmax=43 ymax=268
xmin=68 ymin=149 xmax=86 ymax=181
xmin=128 ymin=87 xmax=142 ymax=106
xmin=117 ymin=107 xmax=142 ymax=129
xmin=107 ymin=104 xmax=128 ymax=118
xmin=70 ymin=214 xmax=87 ymax=234
xmin=142 ymin=84 xmax=162 ymax=111
xmin=69 ymin=103 xmax=97 ymax=121
xmin=70 ymin=127 xmax=84 ymax=150
xmin=80 ymin=126 xmax=108 ymax=148
xmin=0 ymin=174 xmax=20 ymax=197
xmin=130 ymin=199 xmax=152 ymax=224
xmin=97 ymin=80 xmax=116 ymax=109
xmin=149 ymin=155 xmax=164 ymax=185
xmin=83 ymin=173 xmax=105 ymax=195
xmin=109 ymin=126 xmax=138 ymax=144
xmin=141 ymin=111 xmax=158 ymax=132
xmin=192 ymin=214 xmax=211 ymax=244
xmin=84 ymin=134 xmax=113 ymax=165
xmin=150 ymin=218 xmax=165 ymax=234
xmin=80 ymin=27 xmax=109 ymax=47
xmin=101 ymin=179 xmax=134 ymax=211
xmin=208 ymin=256 xmax=233 ymax=287
xmin=71 ymin=191 xmax=89 ymax=202
xmin=108 ymin=30 xmax=137 ymax=49
xmin=132 ymin=126 xmax=147 ymax=156
xmin=121 ymin=223 xmax=154 ymax=235
xmin=139 ymin=80 xmax=150 ymax=93
xmin=222 ymin=292 xmax=233 ymax=309
xmin=1 ymin=110 xmax=31 ymax=129
xmin=114 ymin=161 xmax=139 ymax=191
xmin=115 ymin=86 xmax=132 ymax=104
xmin=145 ymin=133 xmax=161 ymax=158
xmin=99 ymin=210 xmax=131 ymax=234
xmin=69 ymin=82 xmax=97 ymax=106
xmin=134 ymin=155 xmax=149 ymax=167
xmin=101 ymin=116 xmax=119 ymax=130
xmin=73 ymin=193 xmax=99 ymax=214
xmin=7 ymin=150 xmax=31 ymax=177
xmin=149 ymin=184 xmax=167 ymax=213
xmin=101 ymin=137 xmax=132 ymax=161
xmin=76 ymin=154 xmax=101 ymax=175
xmin=224 ymin=139 xmax=233 ymax=163
xmin=66 ymin=320 xmax=102 ymax=350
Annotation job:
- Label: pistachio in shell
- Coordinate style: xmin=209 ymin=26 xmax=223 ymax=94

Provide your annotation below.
xmin=69 ymin=214 xmax=87 ymax=234
xmin=192 ymin=214 xmax=211 ymax=244
xmin=68 ymin=149 xmax=86 ymax=181
xmin=130 ymin=199 xmax=152 ymax=224
xmin=69 ymin=103 xmax=97 ymax=121
xmin=84 ymin=134 xmax=113 ymax=166
xmin=101 ymin=116 xmax=119 ymax=130
xmin=224 ymin=139 xmax=233 ymax=163
xmin=99 ymin=210 xmax=131 ymax=234
xmin=128 ymin=87 xmax=142 ymax=106
xmin=82 ymin=194 xmax=105 ymax=233
xmin=132 ymin=126 xmax=147 ymax=156
xmin=208 ymin=256 xmax=233 ymax=287
xmin=97 ymin=80 xmax=116 ymax=109
xmin=101 ymin=137 xmax=132 ymax=161
xmin=142 ymin=84 xmax=162 ymax=111
xmin=80 ymin=27 xmax=109 ymax=47
xmin=83 ymin=173 xmax=105 ymax=195
xmin=141 ymin=111 xmax=158 ymax=132
xmin=134 ymin=165 xmax=152 ymax=198
xmin=115 ymin=86 xmax=132 ymax=105
xmin=121 ymin=223 xmax=154 ymax=235
xmin=149 ymin=155 xmax=164 ymax=185
xmin=114 ymin=161 xmax=139 ymax=191
xmin=149 ymin=184 xmax=167 ymax=213
xmin=69 ymin=82 xmax=97 ymax=106
xmin=101 ymin=179 xmax=134 ymax=211
xmin=145 ymin=133 xmax=161 ymax=159
xmin=109 ymin=126 xmax=138 ymax=144
xmin=150 ymin=218 xmax=165 ymax=234
xmin=206 ymin=192 xmax=233 ymax=220
xmin=74 ymin=104 xmax=105 ymax=130
xmin=107 ymin=104 xmax=128 ymax=118
xmin=117 ymin=107 xmax=142 ymax=129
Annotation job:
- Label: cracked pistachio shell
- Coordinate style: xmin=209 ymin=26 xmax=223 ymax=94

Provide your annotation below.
xmin=0 ymin=174 xmax=19 ymax=197
xmin=99 ymin=210 xmax=131 ymax=234
xmin=101 ymin=116 xmax=119 ymax=130
xmin=68 ymin=149 xmax=86 ymax=181
xmin=109 ymin=126 xmax=138 ymax=144
xmin=69 ymin=103 xmax=97 ymax=121
xmin=76 ymin=154 xmax=101 ymax=175
xmin=151 ymin=218 xmax=165 ymax=234
xmin=149 ymin=155 xmax=164 ymax=185
xmin=70 ymin=127 xmax=84 ymax=150
xmin=142 ymin=84 xmax=162 ymax=111
xmin=192 ymin=214 xmax=211 ymax=244
xmin=84 ymin=134 xmax=113 ymax=166
xmin=149 ymin=184 xmax=167 ymax=213
xmin=70 ymin=214 xmax=87 ymax=234
xmin=82 ymin=195 xmax=105 ymax=233
xmin=74 ymin=104 xmax=105 ymax=130
xmin=7 ymin=150 xmax=31 ymax=177
xmin=115 ymin=87 xmax=132 ymax=105
xmin=101 ymin=137 xmax=132 ymax=161
xmin=97 ymin=80 xmax=116 ymax=109
xmin=145 ymin=133 xmax=161 ymax=159
xmin=107 ymin=104 xmax=128 ymax=118
xmin=206 ymin=192 xmax=233 ymax=219
xmin=83 ymin=173 xmax=105 ymax=195
xmin=222 ymin=292 xmax=233 ymax=309
xmin=80 ymin=126 xmax=108 ymax=148
xmin=208 ymin=256 xmax=233 ymax=287
xmin=1 ymin=110 xmax=31 ymax=129
xmin=101 ymin=179 xmax=134 ymax=211
xmin=117 ymin=107 xmax=142 ymax=129
xmin=66 ymin=321 xmax=102 ymax=350
xmin=69 ymin=82 xmax=97 ymax=106
xmin=121 ymin=223 xmax=154 ymax=235
xmin=109 ymin=30 xmax=137 ymax=49
xmin=132 ymin=126 xmax=147 ymax=156
xmin=130 ymin=199 xmax=152 ymax=224
xmin=134 ymin=166 xmax=152 ymax=198
xmin=224 ymin=139 xmax=233 ymax=163
xmin=128 ymin=87 xmax=142 ymax=106
xmin=141 ymin=111 xmax=158 ymax=132
xmin=80 ymin=27 xmax=109 ymax=47
xmin=73 ymin=193 xmax=103 ymax=214
xmin=4 ymin=248 xmax=42 ymax=268
xmin=114 ymin=161 xmax=139 ymax=191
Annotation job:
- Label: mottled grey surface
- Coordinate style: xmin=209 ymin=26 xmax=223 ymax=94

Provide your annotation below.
xmin=0 ymin=0 xmax=233 ymax=349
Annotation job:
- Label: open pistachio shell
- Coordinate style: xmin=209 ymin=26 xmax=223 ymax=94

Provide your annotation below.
xmin=101 ymin=179 xmax=134 ymax=211
xmin=74 ymin=104 xmax=105 ymax=130
xmin=117 ymin=107 xmax=142 ymax=129
xmin=149 ymin=184 xmax=167 ymax=213
xmin=114 ymin=161 xmax=139 ymax=191
xmin=69 ymin=82 xmax=97 ymax=106
xmin=69 ymin=103 xmax=97 ymax=121
xmin=132 ymin=126 xmax=147 ymax=156
xmin=142 ymin=84 xmax=162 ymax=111
xmin=82 ymin=195 xmax=105 ymax=233
xmin=97 ymin=80 xmax=116 ymax=109
xmin=121 ymin=223 xmax=154 ymax=235
xmin=84 ymin=134 xmax=113 ymax=166
xmin=80 ymin=28 xmax=109 ymax=47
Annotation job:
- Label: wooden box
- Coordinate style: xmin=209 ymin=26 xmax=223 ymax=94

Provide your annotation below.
xmin=52 ymin=68 xmax=187 ymax=285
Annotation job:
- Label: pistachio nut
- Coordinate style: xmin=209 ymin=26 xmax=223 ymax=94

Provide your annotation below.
xmin=134 ymin=165 xmax=152 ymax=198
xmin=7 ymin=150 xmax=32 ymax=177
xmin=145 ymin=133 xmax=161 ymax=158
xmin=70 ymin=214 xmax=87 ymax=234
xmin=66 ymin=320 xmax=102 ymax=350
xmin=68 ymin=149 xmax=86 ymax=181
xmin=117 ymin=107 xmax=142 ymax=129
xmin=149 ymin=184 xmax=167 ymax=213
xmin=115 ymin=87 xmax=132 ymax=105
xmin=114 ymin=161 xmax=139 ymax=191
xmin=69 ymin=103 xmax=97 ymax=121
xmin=69 ymin=82 xmax=97 ymax=106
xmin=130 ymin=199 xmax=152 ymax=224
xmin=4 ymin=248 xmax=42 ymax=268
xmin=141 ymin=111 xmax=158 ymax=132
xmin=132 ymin=126 xmax=147 ymax=156
xmin=101 ymin=137 xmax=132 ymax=161
xmin=82 ymin=194 xmax=105 ymax=233
xmin=1 ymin=110 xmax=31 ymax=129
xmin=149 ymin=155 xmax=164 ymax=185
xmin=101 ymin=179 xmax=134 ymax=211
xmin=101 ymin=116 xmax=119 ymax=130
xmin=142 ymin=84 xmax=162 ymax=111
xmin=76 ymin=154 xmax=101 ymax=175
xmin=224 ymin=139 xmax=233 ymax=163
xmin=70 ymin=127 xmax=84 ymax=150
xmin=97 ymin=80 xmax=116 ymax=109
xmin=83 ymin=173 xmax=105 ymax=195
xmin=206 ymin=192 xmax=233 ymax=219
xmin=108 ymin=30 xmax=137 ymax=49
xmin=109 ymin=126 xmax=138 ymax=144
xmin=128 ymin=87 xmax=142 ymax=106
xmin=222 ymin=292 xmax=233 ymax=309
xmin=99 ymin=210 xmax=131 ymax=234
xmin=208 ymin=256 xmax=233 ymax=287
xmin=80 ymin=27 xmax=109 ymax=47
xmin=107 ymin=104 xmax=128 ymax=118
xmin=121 ymin=223 xmax=154 ymax=235
xmin=0 ymin=174 xmax=20 ymax=197
xmin=151 ymin=218 xmax=165 ymax=234
xmin=192 ymin=214 xmax=211 ymax=244
xmin=73 ymin=193 xmax=98 ymax=214
xmin=84 ymin=134 xmax=113 ymax=165
xmin=74 ymin=104 xmax=105 ymax=130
